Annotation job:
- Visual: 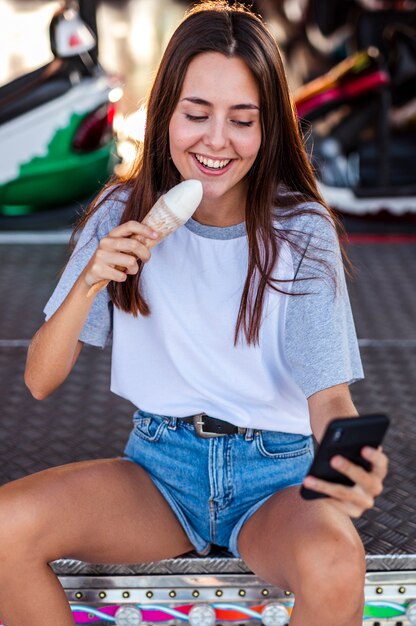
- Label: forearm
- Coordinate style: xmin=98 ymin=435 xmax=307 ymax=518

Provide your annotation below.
xmin=25 ymin=271 xmax=95 ymax=399
xmin=308 ymin=383 xmax=358 ymax=443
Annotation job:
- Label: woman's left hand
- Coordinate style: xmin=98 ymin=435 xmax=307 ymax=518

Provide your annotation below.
xmin=302 ymin=446 xmax=389 ymax=517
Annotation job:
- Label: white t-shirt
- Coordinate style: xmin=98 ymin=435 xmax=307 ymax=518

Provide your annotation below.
xmin=45 ymin=189 xmax=363 ymax=434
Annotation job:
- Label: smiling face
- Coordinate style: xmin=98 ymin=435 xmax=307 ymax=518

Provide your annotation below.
xmin=168 ymin=52 xmax=262 ymax=225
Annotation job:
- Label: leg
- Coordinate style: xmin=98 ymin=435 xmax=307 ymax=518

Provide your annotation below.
xmin=237 ymin=486 xmax=366 ymax=626
xmin=0 ymin=459 xmax=193 ymax=626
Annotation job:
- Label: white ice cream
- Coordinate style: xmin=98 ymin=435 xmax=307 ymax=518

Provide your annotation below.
xmin=163 ymin=179 xmax=203 ymax=220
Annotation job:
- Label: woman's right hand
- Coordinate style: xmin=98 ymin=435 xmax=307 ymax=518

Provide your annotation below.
xmin=83 ymin=220 xmax=160 ymax=288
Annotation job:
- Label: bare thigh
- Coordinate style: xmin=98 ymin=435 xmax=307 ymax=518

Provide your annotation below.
xmin=0 ymin=458 xmax=194 ymax=565
xmin=237 ymin=485 xmax=365 ymax=592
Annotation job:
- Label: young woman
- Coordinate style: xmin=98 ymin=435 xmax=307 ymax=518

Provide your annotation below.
xmin=1 ymin=2 xmax=387 ymax=625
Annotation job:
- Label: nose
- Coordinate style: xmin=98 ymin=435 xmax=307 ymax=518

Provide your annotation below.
xmin=203 ymin=118 xmax=229 ymax=152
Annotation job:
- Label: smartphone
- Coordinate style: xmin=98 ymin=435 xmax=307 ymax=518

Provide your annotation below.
xmin=300 ymin=414 xmax=390 ymax=500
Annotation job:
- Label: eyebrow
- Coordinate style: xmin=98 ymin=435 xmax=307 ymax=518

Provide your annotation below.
xmin=180 ymin=96 xmax=259 ymax=111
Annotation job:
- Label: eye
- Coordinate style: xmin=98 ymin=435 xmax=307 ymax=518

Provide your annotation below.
xmin=233 ymin=120 xmax=254 ymax=127
xmin=185 ymin=114 xmax=208 ymax=122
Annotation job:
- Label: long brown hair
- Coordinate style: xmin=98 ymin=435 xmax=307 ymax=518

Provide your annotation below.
xmin=74 ymin=0 xmax=346 ymax=344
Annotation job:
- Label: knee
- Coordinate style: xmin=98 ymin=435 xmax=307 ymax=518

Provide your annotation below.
xmin=0 ymin=482 xmax=46 ymax=565
xmin=292 ymin=524 xmax=365 ymax=605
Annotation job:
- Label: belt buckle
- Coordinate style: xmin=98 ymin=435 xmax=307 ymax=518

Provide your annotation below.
xmin=193 ymin=413 xmax=225 ymax=439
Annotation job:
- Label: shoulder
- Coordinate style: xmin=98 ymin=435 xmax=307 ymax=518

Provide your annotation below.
xmin=275 ymin=198 xmax=339 ymax=260
xmin=84 ymin=184 xmax=130 ymax=239
xmin=273 ymin=193 xmax=342 ymax=284
xmin=274 ymin=195 xmax=335 ymax=241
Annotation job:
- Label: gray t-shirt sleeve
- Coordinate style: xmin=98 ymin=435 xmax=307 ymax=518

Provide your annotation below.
xmin=284 ymin=208 xmax=364 ymax=398
xmin=43 ymin=191 xmax=125 ymax=348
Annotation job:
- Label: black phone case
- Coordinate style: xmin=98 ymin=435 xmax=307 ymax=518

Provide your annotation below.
xmin=300 ymin=414 xmax=390 ymax=500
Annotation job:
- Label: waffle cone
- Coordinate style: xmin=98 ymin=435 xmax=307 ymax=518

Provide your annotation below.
xmin=141 ymin=195 xmax=189 ymax=242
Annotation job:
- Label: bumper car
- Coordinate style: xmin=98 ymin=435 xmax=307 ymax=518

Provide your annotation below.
xmin=0 ymin=0 xmax=121 ymax=230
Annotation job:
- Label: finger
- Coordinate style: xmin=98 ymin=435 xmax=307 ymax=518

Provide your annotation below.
xmin=109 ymin=220 xmax=159 ymax=241
xmin=87 ymin=254 xmax=136 ymax=286
xmin=330 ymin=455 xmax=384 ymax=498
xmin=330 ymin=456 xmax=373 ymax=489
xmin=361 ymin=446 xmax=389 ymax=480
xmin=302 ymin=475 xmax=375 ymax=511
xmin=100 ymin=236 xmax=143 ymax=257
xmin=95 ymin=249 xmax=141 ymax=272
xmin=88 ymin=261 xmax=128 ymax=285
xmin=100 ymin=236 xmax=154 ymax=263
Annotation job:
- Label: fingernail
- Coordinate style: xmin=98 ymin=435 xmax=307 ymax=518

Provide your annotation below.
xmin=151 ymin=231 xmax=159 ymax=238
xmin=304 ymin=476 xmax=317 ymax=487
xmin=331 ymin=456 xmax=343 ymax=469
xmin=363 ymin=447 xmax=375 ymax=459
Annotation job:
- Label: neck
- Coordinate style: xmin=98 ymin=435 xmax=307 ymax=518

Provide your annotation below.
xmin=193 ymin=192 xmax=246 ymax=227
xmin=193 ymin=208 xmax=244 ymax=227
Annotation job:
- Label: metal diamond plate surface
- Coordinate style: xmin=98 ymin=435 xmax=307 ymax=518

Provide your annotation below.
xmin=347 ymin=242 xmax=416 ymax=340
xmin=0 ymin=244 xmax=70 ymax=340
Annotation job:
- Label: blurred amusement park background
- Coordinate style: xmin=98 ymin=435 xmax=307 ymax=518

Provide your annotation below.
xmin=0 ymin=0 xmax=415 ymax=231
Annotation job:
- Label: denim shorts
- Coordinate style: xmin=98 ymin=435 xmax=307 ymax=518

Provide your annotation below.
xmin=123 ymin=410 xmax=314 ymax=557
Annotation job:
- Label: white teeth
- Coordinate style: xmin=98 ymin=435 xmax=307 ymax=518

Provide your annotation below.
xmin=195 ymin=154 xmax=231 ymax=169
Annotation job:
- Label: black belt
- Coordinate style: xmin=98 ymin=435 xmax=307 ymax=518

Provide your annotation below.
xmin=182 ymin=413 xmax=247 ymax=438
